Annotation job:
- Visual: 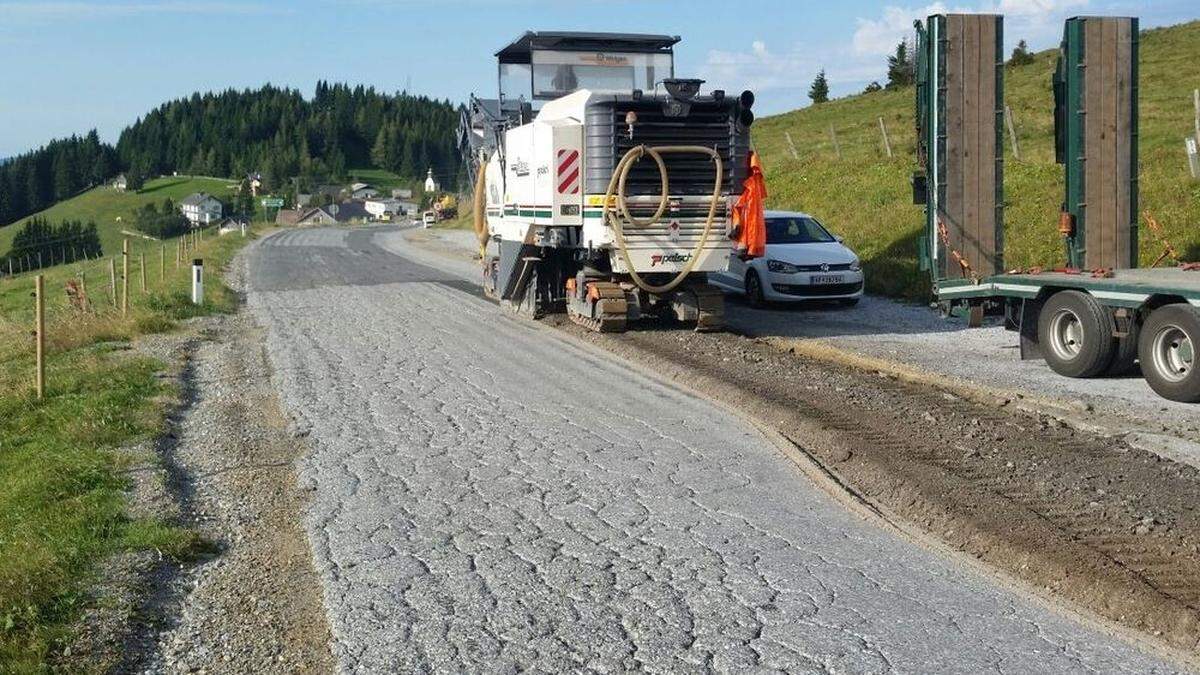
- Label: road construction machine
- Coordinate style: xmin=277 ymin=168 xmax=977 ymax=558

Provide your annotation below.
xmin=458 ymin=31 xmax=759 ymax=332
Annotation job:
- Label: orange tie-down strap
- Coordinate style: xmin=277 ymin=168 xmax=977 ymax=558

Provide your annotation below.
xmin=731 ymin=151 xmax=767 ymax=260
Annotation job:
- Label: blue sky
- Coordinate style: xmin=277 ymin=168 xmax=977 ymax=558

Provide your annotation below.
xmin=0 ymin=0 xmax=1195 ymax=158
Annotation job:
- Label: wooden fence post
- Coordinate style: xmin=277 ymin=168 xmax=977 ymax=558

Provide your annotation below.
xmin=1193 ymin=88 xmax=1199 ymax=147
xmin=122 ymin=239 xmax=129 ymax=316
xmin=878 ymin=117 xmax=893 ymax=158
xmin=140 ymin=254 xmax=147 ymax=293
xmin=1005 ymin=105 xmax=1021 ymax=160
xmin=79 ymin=272 xmax=89 ymax=312
xmin=161 ymin=244 xmax=166 ymax=281
xmin=784 ymin=131 xmax=799 ymax=160
xmin=35 ymin=275 xmax=45 ymax=399
xmin=828 ymin=125 xmax=843 ymax=159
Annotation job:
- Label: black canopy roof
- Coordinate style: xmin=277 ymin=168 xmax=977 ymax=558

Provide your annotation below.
xmin=496 ymin=31 xmax=680 ymax=64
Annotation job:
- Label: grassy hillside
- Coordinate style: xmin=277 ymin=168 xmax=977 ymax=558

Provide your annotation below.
xmin=754 ymin=20 xmax=1200 ymax=299
xmin=0 ymin=176 xmax=236 ymax=261
xmin=0 ymin=217 xmax=260 ymax=670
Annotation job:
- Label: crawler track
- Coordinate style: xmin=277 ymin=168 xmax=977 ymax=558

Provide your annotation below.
xmin=559 ymin=321 xmax=1200 ymax=654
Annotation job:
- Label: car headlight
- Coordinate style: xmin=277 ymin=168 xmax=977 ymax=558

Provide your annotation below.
xmin=767 ymin=260 xmax=800 ymax=274
xmin=849 ymin=258 xmax=861 ymax=271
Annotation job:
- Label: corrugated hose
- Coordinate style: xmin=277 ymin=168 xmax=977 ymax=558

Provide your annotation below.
xmin=602 ymin=145 xmax=724 ymax=294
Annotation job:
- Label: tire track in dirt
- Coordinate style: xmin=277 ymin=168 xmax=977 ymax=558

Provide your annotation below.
xmin=555 ymin=320 xmax=1200 ymax=660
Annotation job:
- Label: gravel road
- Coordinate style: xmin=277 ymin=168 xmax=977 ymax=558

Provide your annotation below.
xmin=245 ymin=227 xmax=1180 ymax=673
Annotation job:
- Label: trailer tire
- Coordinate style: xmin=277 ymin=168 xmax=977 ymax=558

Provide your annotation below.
xmin=1037 ymin=290 xmax=1117 ymax=378
xmin=1137 ymin=304 xmax=1200 ymax=402
xmin=1107 ymin=317 xmax=1140 ymax=376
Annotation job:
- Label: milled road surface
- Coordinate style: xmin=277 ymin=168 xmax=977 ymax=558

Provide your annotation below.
xmin=245 ymin=227 xmax=1179 ymax=673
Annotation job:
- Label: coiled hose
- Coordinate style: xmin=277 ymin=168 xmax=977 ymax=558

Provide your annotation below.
xmin=472 ymin=160 xmax=490 ymax=258
xmin=602 ymin=145 xmax=724 ymax=294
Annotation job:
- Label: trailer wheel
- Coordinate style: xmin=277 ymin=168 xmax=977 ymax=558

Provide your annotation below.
xmin=1138 ymin=304 xmax=1200 ymax=402
xmin=1107 ymin=317 xmax=1140 ymax=376
xmin=1037 ymin=290 xmax=1117 ymax=378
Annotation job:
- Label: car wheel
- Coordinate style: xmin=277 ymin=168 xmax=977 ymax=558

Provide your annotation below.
xmin=1037 ymin=290 xmax=1117 ymax=378
xmin=745 ymin=270 xmax=766 ymax=308
xmin=1137 ymin=303 xmax=1200 ymax=402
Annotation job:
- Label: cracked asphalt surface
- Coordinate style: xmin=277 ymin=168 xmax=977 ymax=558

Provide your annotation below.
xmin=244 ymin=227 xmax=1180 ymax=673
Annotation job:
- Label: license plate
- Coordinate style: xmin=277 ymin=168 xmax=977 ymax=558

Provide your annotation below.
xmin=811 ymin=274 xmax=844 ymax=284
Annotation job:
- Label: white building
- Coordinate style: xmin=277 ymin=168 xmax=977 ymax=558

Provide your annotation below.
xmin=364 ymin=198 xmax=405 ymax=220
xmin=349 ymin=182 xmax=379 ymax=200
xmin=112 ymin=174 xmax=128 ymax=192
xmin=180 ymin=192 xmax=223 ymax=226
xmin=424 ymin=168 xmax=438 ymax=193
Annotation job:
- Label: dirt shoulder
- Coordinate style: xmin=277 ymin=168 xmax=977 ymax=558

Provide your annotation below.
xmin=129 ymin=310 xmax=333 ymax=673
xmin=61 ymin=308 xmax=333 ymax=672
xmin=554 ymin=319 xmax=1200 ymax=660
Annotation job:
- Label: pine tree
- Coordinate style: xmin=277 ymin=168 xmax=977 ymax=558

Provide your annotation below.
xmin=808 ymin=70 xmax=830 ymax=104
xmin=371 ymin=124 xmax=391 ymax=168
xmin=1009 ymin=39 xmax=1035 ymax=66
xmin=886 ymin=39 xmax=915 ymax=89
xmin=863 ymin=81 xmax=883 ymax=94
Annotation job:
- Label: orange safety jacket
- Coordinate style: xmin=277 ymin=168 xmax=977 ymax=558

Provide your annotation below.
xmin=731 ymin=151 xmax=767 ymax=259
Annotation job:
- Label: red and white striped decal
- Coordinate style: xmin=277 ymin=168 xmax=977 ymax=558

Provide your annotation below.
xmin=556 ymin=149 xmax=580 ymax=194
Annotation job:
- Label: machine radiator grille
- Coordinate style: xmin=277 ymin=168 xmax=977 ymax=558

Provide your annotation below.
xmin=584 ymin=97 xmax=750 ymax=198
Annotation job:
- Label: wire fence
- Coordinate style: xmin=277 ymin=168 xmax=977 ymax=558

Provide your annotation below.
xmin=0 ymin=223 xmax=246 ymax=398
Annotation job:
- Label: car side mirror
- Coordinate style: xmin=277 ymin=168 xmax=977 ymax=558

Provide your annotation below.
xmin=835 ymin=235 xmax=845 ymax=243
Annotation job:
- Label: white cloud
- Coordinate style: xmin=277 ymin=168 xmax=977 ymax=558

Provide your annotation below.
xmin=995 ymin=0 xmax=1088 ymax=16
xmin=851 ymin=0 xmax=1088 ymax=58
xmin=701 ymin=40 xmax=818 ymax=94
xmin=852 ymin=3 xmax=954 ymax=57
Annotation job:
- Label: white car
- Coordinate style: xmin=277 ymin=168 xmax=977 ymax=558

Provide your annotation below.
xmin=711 ymin=210 xmax=864 ymax=306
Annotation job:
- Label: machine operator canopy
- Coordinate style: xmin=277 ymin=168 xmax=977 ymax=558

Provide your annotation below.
xmin=496 ymin=31 xmax=679 ymax=104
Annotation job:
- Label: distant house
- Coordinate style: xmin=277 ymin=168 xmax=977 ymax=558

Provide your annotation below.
xmin=331 ymin=200 xmax=371 ymax=224
xmin=392 ymin=188 xmax=413 ymax=199
xmin=113 ymin=174 xmax=128 ymax=192
xmin=180 ymin=192 xmax=223 ymax=226
xmin=217 ymin=217 xmax=246 ymax=236
xmin=295 ymin=193 xmax=313 ymax=208
xmin=364 ymin=198 xmax=409 ymax=221
xmin=276 ymin=209 xmax=302 ymax=226
xmin=424 ymin=168 xmax=439 ymax=193
xmin=247 ymin=172 xmax=263 ymax=197
xmin=349 ymin=183 xmax=379 ymax=200
xmin=294 ymin=206 xmax=338 ymax=227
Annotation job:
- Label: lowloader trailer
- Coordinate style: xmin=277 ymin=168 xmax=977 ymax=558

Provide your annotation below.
xmin=458 ymin=32 xmax=762 ymax=333
xmin=914 ymin=14 xmax=1200 ymax=402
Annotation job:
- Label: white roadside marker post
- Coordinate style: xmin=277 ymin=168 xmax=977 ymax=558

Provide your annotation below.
xmin=192 ymin=259 xmax=204 ymax=305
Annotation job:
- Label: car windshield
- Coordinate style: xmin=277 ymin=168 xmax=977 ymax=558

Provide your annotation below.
xmin=766 ymin=217 xmax=835 ymax=244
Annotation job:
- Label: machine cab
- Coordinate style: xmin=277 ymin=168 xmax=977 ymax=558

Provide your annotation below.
xmin=495 ymin=31 xmax=679 ymax=113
